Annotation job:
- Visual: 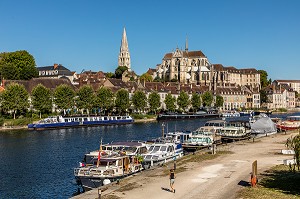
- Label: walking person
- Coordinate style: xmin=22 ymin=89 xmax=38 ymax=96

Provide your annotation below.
xmin=169 ymin=169 xmax=175 ymax=193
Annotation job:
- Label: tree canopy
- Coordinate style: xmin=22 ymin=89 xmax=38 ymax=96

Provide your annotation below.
xmin=215 ymin=95 xmax=224 ymax=108
xmin=31 ymin=84 xmax=52 ymax=118
xmin=140 ymin=73 xmax=153 ymax=82
xmin=76 ymin=85 xmax=95 ymax=115
xmin=0 ymin=50 xmax=38 ymax=80
xmin=131 ymin=90 xmax=147 ymax=113
xmin=164 ymin=93 xmax=176 ymax=112
xmin=115 ymin=66 xmax=128 ymax=79
xmin=148 ymin=92 xmax=161 ymax=113
xmin=191 ymin=93 xmax=202 ymax=111
xmin=53 ymin=84 xmax=75 ymax=114
xmin=177 ymin=91 xmax=190 ymax=112
xmin=1 ymin=83 xmax=29 ymax=119
xmin=115 ymin=89 xmax=130 ymax=114
xmin=95 ymin=87 xmax=114 ymax=114
xmin=258 ymin=70 xmax=270 ymax=88
xmin=202 ymin=91 xmax=213 ymax=107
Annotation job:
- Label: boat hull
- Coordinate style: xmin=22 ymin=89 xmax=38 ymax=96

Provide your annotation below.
xmin=157 ymin=113 xmax=220 ymax=121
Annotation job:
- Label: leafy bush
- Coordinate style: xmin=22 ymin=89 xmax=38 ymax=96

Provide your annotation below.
xmin=0 ymin=117 xmax=5 ymax=126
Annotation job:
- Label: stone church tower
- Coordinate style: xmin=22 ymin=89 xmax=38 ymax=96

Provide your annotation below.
xmin=118 ymin=27 xmax=131 ymax=71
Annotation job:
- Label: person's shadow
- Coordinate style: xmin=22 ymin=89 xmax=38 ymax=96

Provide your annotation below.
xmin=238 ymin=180 xmax=251 ymax=187
xmin=161 ymin=187 xmax=174 ymax=193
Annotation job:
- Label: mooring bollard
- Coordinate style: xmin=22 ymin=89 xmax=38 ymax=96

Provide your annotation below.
xmin=98 ymin=188 xmax=102 ymax=199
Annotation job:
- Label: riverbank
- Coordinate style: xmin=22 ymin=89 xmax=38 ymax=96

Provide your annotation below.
xmin=72 ymin=131 xmax=299 ymax=199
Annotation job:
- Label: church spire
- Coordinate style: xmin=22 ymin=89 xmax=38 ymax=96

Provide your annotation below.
xmin=118 ymin=27 xmax=131 ymax=71
xmin=120 ymin=27 xmax=128 ymax=51
xmin=185 ymin=36 xmax=188 ymax=51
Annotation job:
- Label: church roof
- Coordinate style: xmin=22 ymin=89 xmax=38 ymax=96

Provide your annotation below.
xmin=163 ymin=50 xmax=206 ymax=59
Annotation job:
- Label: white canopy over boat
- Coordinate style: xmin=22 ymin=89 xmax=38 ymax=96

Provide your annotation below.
xmin=250 ymin=114 xmax=277 ymax=135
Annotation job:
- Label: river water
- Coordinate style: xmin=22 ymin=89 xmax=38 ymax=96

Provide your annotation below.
xmin=0 ymin=113 xmax=298 ymax=198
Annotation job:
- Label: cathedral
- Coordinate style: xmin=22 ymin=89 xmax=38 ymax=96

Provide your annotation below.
xmin=118 ymin=27 xmax=131 ymax=71
xmin=156 ymin=39 xmax=214 ymax=85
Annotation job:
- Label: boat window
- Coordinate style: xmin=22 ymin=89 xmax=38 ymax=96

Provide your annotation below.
xmin=160 ymin=146 xmax=167 ymax=151
xmin=146 ymin=155 xmax=152 ymax=159
xmin=149 ymin=146 xmax=154 ymax=151
xmin=153 ymin=146 xmax=160 ymax=152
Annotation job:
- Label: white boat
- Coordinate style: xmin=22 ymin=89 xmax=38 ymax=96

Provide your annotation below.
xmin=142 ymin=142 xmax=183 ymax=167
xmin=218 ymin=120 xmax=251 ymax=141
xmin=222 ymin=111 xmax=240 ymax=117
xmin=74 ymin=154 xmax=143 ymax=190
xmin=250 ymin=114 xmax=277 ymax=136
xmin=182 ymin=126 xmax=222 ymax=151
xmin=28 ymin=115 xmax=134 ymax=130
xmin=74 ymin=141 xmax=146 ymax=191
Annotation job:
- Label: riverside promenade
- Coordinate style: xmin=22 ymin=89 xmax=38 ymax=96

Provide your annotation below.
xmin=72 ymin=131 xmax=298 ymax=199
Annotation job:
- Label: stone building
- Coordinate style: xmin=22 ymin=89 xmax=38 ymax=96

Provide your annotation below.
xmin=156 ymin=40 xmax=210 ymax=84
xmin=118 ymin=27 xmax=131 ymax=71
xmin=37 ymin=63 xmax=76 ymax=84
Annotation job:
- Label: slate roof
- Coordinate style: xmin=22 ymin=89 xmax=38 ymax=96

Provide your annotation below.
xmin=3 ymin=78 xmax=75 ymax=93
xmin=163 ymin=50 xmax=206 ymax=59
xmin=37 ymin=64 xmax=73 ymax=76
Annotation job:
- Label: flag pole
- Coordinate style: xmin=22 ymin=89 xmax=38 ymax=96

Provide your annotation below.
xmin=97 ymin=138 xmax=102 ymax=167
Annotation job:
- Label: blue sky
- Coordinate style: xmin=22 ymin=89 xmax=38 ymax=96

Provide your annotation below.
xmin=0 ymin=0 xmax=299 ymax=80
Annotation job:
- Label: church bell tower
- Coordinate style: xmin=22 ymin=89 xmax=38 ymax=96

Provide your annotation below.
xmin=118 ymin=27 xmax=131 ymax=71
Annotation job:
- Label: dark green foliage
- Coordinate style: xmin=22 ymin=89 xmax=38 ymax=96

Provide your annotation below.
xmin=260 ymin=89 xmax=268 ymax=103
xmin=202 ymin=91 xmax=213 ymax=107
xmin=132 ymin=90 xmax=147 ymax=113
xmin=106 ymin=72 xmax=115 ymax=78
xmin=148 ymin=92 xmax=161 ymax=113
xmin=115 ymin=89 xmax=130 ymax=114
xmin=191 ymin=93 xmax=201 ymax=111
xmin=115 ymin=66 xmax=128 ymax=79
xmin=258 ymin=70 xmax=270 ymax=88
xmin=1 ymin=83 xmax=29 ymax=119
xmin=95 ymin=87 xmax=114 ymax=114
xmin=31 ymin=84 xmax=52 ymax=117
xmin=53 ymin=84 xmax=75 ymax=112
xmin=0 ymin=50 xmax=38 ymax=80
xmin=76 ymin=85 xmax=95 ymax=115
xmin=164 ymin=93 xmax=176 ymax=111
xmin=177 ymin=91 xmax=190 ymax=112
xmin=215 ymin=95 xmax=224 ymax=107
xmin=140 ymin=73 xmax=153 ymax=82
xmin=0 ymin=117 xmax=4 ymax=126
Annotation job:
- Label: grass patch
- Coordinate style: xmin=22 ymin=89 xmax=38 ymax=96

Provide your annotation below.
xmin=238 ymin=165 xmax=300 ymax=199
xmin=4 ymin=117 xmax=33 ymax=126
xmin=131 ymin=114 xmax=156 ymax=120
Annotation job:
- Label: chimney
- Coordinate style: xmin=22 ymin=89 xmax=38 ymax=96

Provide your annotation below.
xmin=54 ymin=63 xmax=58 ymax=69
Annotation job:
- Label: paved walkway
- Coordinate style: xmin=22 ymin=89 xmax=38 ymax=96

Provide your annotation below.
xmin=73 ymin=132 xmax=297 ymax=199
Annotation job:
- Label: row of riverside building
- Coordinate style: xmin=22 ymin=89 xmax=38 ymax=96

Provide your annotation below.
xmin=1 ymin=27 xmax=299 ymax=111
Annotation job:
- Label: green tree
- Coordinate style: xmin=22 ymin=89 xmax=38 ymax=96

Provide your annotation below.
xmin=148 ymin=92 xmax=161 ymax=113
xmin=95 ymin=87 xmax=114 ymax=115
xmin=76 ymin=85 xmax=95 ymax=115
xmin=215 ymin=95 xmax=224 ymax=108
xmin=132 ymin=90 xmax=147 ymax=113
xmin=140 ymin=73 xmax=153 ymax=82
xmin=202 ymin=91 xmax=213 ymax=107
xmin=191 ymin=93 xmax=202 ymax=112
xmin=164 ymin=93 xmax=176 ymax=112
xmin=258 ymin=70 xmax=269 ymax=88
xmin=31 ymin=84 xmax=52 ymax=118
xmin=1 ymin=83 xmax=29 ymax=119
xmin=106 ymin=72 xmax=115 ymax=78
xmin=53 ymin=84 xmax=75 ymax=115
xmin=115 ymin=89 xmax=130 ymax=114
xmin=1 ymin=63 xmax=20 ymax=80
xmin=115 ymin=66 xmax=128 ymax=79
xmin=286 ymin=135 xmax=300 ymax=171
xmin=260 ymin=89 xmax=268 ymax=104
xmin=177 ymin=91 xmax=190 ymax=112
xmin=0 ymin=50 xmax=38 ymax=80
